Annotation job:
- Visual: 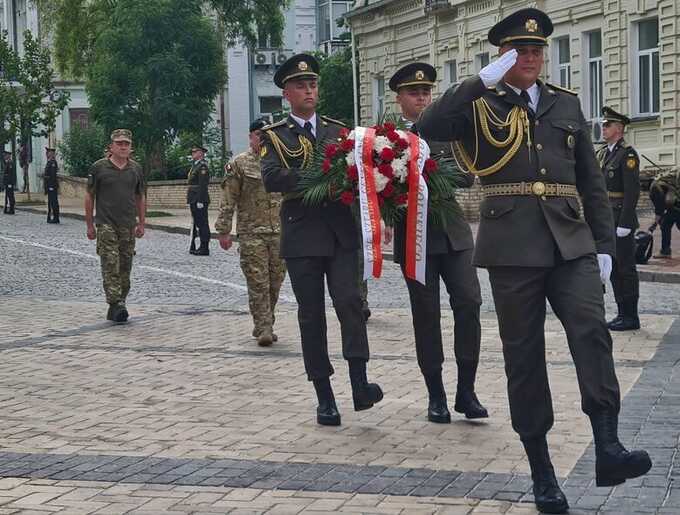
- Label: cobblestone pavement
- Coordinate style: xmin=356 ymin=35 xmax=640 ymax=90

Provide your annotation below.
xmin=0 ymin=211 xmax=679 ymax=514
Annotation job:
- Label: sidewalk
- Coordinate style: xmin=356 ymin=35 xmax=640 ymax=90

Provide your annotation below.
xmin=14 ymin=194 xmax=680 ymax=284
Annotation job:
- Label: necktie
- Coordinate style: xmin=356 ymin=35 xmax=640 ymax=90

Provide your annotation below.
xmin=303 ymin=121 xmax=315 ymax=139
xmin=520 ymin=90 xmax=533 ymax=112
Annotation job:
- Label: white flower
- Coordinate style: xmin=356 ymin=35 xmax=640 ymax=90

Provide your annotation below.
xmin=345 ymin=148 xmax=356 ymax=167
xmin=373 ymin=136 xmax=391 ymax=153
xmin=373 ymin=168 xmax=390 ymax=192
xmin=348 ymin=130 xmax=356 ymax=140
xmin=392 ymin=156 xmax=409 ymax=183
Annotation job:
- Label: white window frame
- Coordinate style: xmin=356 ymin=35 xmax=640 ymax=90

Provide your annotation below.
xmin=633 ymin=18 xmax=660 ymax=117
xmin=445 ymin=59 xmax=459 ymax=89
xmin=372 ymin=76 xmax=385 ymax=122
xmin=475 ymin=52 xmax=489 ymax=72
xmin=552 ymin=36 xmax=571 ymax=89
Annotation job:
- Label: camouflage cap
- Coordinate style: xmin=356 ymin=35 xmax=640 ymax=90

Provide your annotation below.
xmin=110 ymin=128 xmax=133 ymax=142
xmin=45 ymin=146 xmax=56 ymax=152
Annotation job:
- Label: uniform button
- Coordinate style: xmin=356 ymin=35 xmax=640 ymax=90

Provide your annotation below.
xmin=540 ymin=168 xmax=547 ymax=175
xmin=490 ymin=209 xmax=495 ymax=215
xmin=535 ymin=120 xmax=540 ymax=126
xmin=536 ymin=143 xmax=543 ymax=151
xmin=541 ymin=195 xmax=547 ymax=201
xmin=288 ymin=216 xmax=293 ymax=221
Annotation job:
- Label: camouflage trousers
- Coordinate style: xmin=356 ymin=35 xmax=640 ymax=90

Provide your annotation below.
xmin=239 ymin=234 xmax=286 ymax=335
xmin=96 ymin=224 xmax=136 ymax=306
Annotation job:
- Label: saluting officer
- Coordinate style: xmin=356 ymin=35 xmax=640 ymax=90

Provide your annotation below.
xmin=389 ymin=63 xmax=487 ymax=424
xmin=260 ymin=54 xmax=383 ymax=426
xmin=418 ymin=9 xmax=650 ymax=514
xmin=597 ymin=107 xmax=641 ymax=331
xmin=187 ymin=144 xmax=211 ymax=256
xmin=3 ymin=150 xmax=16 ymax=215
xmin=44 ymin=147 xmax=61 ymax=224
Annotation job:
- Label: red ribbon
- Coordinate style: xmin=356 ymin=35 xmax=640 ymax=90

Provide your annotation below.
xmin=361 ymin=128 xmax=382 ymax=278
xmin=405 ymin=132 xmax=422 ymax=281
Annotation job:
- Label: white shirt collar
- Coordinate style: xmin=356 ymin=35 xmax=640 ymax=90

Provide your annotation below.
xmin=607 ymin=142 xmax=617 ymax=152
xmin=290 ymin=112 xmax=317 ymax=136
xmin=506 ymin=82 xmax=540 ymax=112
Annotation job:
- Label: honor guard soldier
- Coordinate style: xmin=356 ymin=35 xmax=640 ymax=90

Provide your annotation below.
xmin=418 ymin=9 xmax=651 ymax=513
xmin=260 ymin=53 xmax=383 ymax=426
xmin=2 ymin=150 xmax=16 ymax=215
xmin=187 ymin=144 xmax=211 ymax=256
xmin=598 ymin=107 xmax=641 ymax=331
xmin=389 ymin=63 xmax=488 ymax=424
xmin=44 ymin=147 xmax=61 ymax=223
xmin=216 ymin=120 xmax=287 ymax=347
xmin=85 ymin=129 xmax=146 ymax=323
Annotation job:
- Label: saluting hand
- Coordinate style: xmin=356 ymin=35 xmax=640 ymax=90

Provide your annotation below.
xmin=479 ymin=49 xmax=518 ymax=88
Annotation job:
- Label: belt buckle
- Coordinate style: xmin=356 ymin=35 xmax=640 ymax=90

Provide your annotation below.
xmin=531 ymin=181 xmax=546 ymax=196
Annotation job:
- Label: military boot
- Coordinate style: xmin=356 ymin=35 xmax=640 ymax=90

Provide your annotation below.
xmin=609 ymin=299 xmax=640 ymax=331
xmin=112 ymin=303 xmax=129 ymax=323
xmin=313 ymin=378 xmax=341 ymax=426
xmin=424 ymin=372 xmax=451 ymax=423
xmin=454 ymin=360 xmax=488 ymax=419
xmin=348 ymin=359 xmax=383 ymax=411
xmin=522 ymin=437 xmax=569 ymax=514
xmin=589 ymin=411 xmax=652 ymax=486
xmin=607 ymin=302 xmax=625 ymax=329
xmin=194 ymin=241 xmax=209 ymax=256
xmin=106 ymin=304 xmax=115 ymax=321
xmin=257 ymin=328 xmax=274 ymax=347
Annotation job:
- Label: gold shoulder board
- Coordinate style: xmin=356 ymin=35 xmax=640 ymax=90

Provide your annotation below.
xmin=546 ymin=83 xmax=578 ymax=96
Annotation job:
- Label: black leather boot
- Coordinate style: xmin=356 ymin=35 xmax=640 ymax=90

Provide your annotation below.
xmin=348 ymin=359 xmax=383 ymax=411
xmin=589 ymin=411 xmax=652 ymax=486
xmin=194 ymin=241 xmax=210 ymax=256
xmin=609 ymin=299 xmax=640 ymax=331
xmin=454 ymin=360 xmax=488 ymax=419
xmin=607 ymin=303 xmax=625 ymax=329
xmin=313 ymin=378 xmax=340 ymax=426
xmin=424 ymin=372 xmax=450 ymax=423
xmin=522 ymin=437 xmax=569 ymax=514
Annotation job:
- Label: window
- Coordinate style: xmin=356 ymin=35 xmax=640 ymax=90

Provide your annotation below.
xmin=636 ymin=18 xmax=660 ymax=115
xmin=475 ymin=53 xmax=489 ymax=72
xmin=69 ymin=109 xmax=90 ymax=129
xmin=372 ymin=76 xmax=385 ymax=121
xmin=553 ymin=37 xmax=571 ymax=89
xmin=446 ymin=60 xmax=458 ymax=88
xmin=586 ymin=31 xmax=603 ymax=119
xmin=317 ymin=1 xmax=351 ymax=44
xmin=259 ymin=96 xmax=282 ymax=115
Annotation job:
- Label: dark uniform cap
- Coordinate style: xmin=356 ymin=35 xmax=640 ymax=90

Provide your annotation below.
xmin=602 ymin=106 xmax=631 ymax=125
xmin=388 ymin=62 xmax=436 ymax=92
xmin=488 ymin=8 xmax=553 ymax=47
xmin=249 ymin=119 xmax=267 ymax=133
xmin=110 ymin=128 xmax=132 ymax=142
xmin=191 ymin=144 xmax=208 ymax=153
xmin=274 ymin=53 xmax=320 ymax=89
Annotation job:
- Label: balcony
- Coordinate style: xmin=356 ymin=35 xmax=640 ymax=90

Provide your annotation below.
xmin=424 ymin=0 xmax=453 ymax=13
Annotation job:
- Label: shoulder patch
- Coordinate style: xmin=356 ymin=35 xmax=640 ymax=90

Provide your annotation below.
xmin=262 ymin=119 xmax=286 ymax=131
xmin=320 ymin=115 xmax=346 ymax=127
xmin=626 ymin=156 xmax=638 ymax=170
xmin=546 ymin=83 xmax=578 ymax=96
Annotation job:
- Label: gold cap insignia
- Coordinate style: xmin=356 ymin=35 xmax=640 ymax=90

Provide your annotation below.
xmin=298 ymin=61 xmax=309 ymax=71
xmin=567 ymin=135 xmax=576 ymax=149
xmin=415 ymin=70 xmax=425 ymax=80
xmin=526 ymin=19 xmax=538 ymax=33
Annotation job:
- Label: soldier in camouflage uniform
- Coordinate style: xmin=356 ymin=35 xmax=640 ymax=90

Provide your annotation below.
xmin=85 ymin=129 xmax=146 ymax=323
xmin=187 ymin=144 xmax=211 ymax=256
xmin=216 ymin=120 xmax=286 ymax=347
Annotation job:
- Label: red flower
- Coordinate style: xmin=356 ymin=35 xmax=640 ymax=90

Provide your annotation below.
xmin=372 ymin=124 xmax=385 ymax=136
xmin=378 ymin=196 xmax=385 ymax=207
xmin=339 ymin=127 xmax=350 ymax=139
xmin=378 ymin=163 xmax=394 ymax=178
xmin=325 ymin=144 xmax=339 ymax=159
xmin=340 ymin=139 xmax=354 ymax=152
xmin=346 ymin=164 xmax=358 ymax=181
xmin=396 ymin=193 xmax=408 ymax=205
xmin=340 ymin=191 xmax=354 ymax=205
xmin=382 ymin=182 xmax=395 ymax=198
xmin=424 ymin=158 xmax=438 ymax=173
xmin=383 ymin=122 xmax=396 ymax=132
xmin=395 ymin=138 xmax=409 ymax=151
xmin=386 ymin=130 xmax=400 ymax=142
xmin=379 ymin=147 xmax=395 ymax=162
xmin=322 ymin=158 xmax=332 ymax=173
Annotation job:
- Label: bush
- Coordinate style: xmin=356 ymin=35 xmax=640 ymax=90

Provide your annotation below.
xmin=58 ymin=125 xmax=109 ymax=177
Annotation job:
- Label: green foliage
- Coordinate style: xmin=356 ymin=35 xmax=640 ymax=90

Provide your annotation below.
xmin=0 ymin=30 xmax=70 ymax=146
xmin=316 ymin=47 xmax=354 ymax=125
xmin=58 ymin=124 xmax=108 ymax=177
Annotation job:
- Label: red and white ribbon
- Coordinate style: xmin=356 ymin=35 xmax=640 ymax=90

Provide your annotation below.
xmin=354 ymin=127 xmax=383 ymax=280
xmin=404 ymin=132 xmax=430 ymax=285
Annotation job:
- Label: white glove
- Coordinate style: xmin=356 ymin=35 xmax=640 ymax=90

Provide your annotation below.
xmin=196 ymin=202 xmax=204 ymax=209
xmin=597 ymin=254 xmax=612 ymax=284
xmin=479 ymin=49 xmax=518 ymax=88
xmin=616 ymin=227 xmax=631 ymax=238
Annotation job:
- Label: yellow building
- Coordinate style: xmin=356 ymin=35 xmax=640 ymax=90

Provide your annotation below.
xmin=346 ymin=0 xmax=678 ymax=171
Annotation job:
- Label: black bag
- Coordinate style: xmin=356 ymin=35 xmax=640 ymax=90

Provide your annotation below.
xmin=635 ymin=223 xmax=656 ymax=264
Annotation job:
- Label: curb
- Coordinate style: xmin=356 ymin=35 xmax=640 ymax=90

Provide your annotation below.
xmin=15 ymin=206 xmax=679 ymax=284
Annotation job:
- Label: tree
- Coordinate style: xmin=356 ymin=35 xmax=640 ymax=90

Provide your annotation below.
xmin=317 ymin=46 xmax=355 ymax=126
xmin=34 ymin=0 xmax=290 ymax=79
xmin=0 ymin=30 xmax=70 ymax=197
xmin=84 ymin=0 xmax=226 ymax=175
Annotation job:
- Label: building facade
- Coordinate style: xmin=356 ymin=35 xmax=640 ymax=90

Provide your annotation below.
xmin=346 ymin=0 xmax=679 ymax=170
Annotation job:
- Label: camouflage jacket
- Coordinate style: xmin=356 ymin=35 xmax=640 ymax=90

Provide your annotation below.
xmin=215 ymin=148 xmax=282 ymax=236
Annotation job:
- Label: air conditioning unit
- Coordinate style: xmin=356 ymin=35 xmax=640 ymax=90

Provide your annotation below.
xmin=253 ymin=50 xmax=292 ymax=66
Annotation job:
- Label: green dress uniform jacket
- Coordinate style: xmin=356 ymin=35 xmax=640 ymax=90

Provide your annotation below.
xmin=597 ymin=139 xmax=640 ymax=230
xmin=186 ymin=159 xmax=210 ymax=205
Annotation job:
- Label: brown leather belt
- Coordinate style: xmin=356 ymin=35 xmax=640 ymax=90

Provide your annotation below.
xmin=482 ymin=181 xmax=579 ymax=198
xmin=608 ymin=191 xmax=624 ymax=199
